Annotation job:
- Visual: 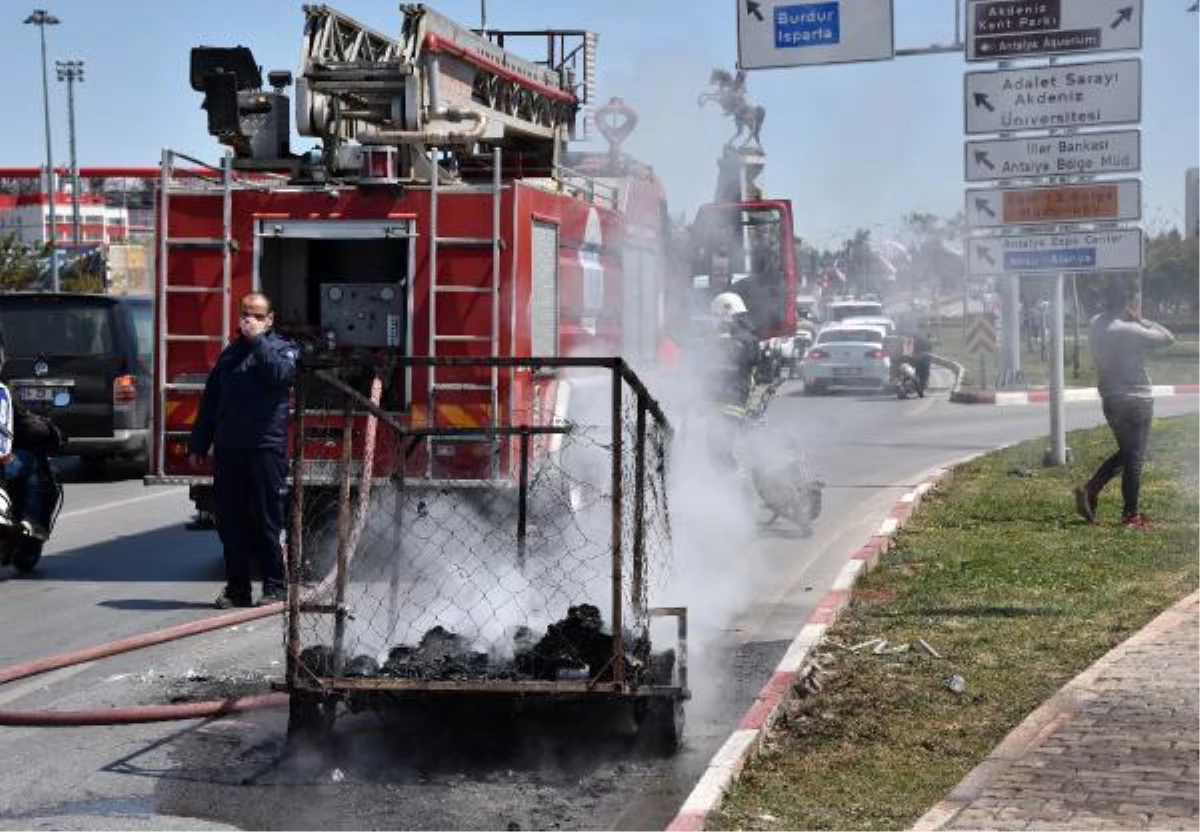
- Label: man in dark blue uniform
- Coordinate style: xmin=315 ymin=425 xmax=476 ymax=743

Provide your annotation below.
xmin=189 ymin=292 xmax=298 ymax=608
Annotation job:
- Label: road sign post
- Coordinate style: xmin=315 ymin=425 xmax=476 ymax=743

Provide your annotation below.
xmin=962 ymin=1 xmax=1144 ymax=466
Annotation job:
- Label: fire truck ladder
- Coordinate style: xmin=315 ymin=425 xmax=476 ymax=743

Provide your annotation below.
xmin=427 ymin=146 xmax=504 ymax=479
xmin=154 ymin=149 xmax=237 ymax=474
xmin=297 ymin=4 xmax=590 ymax=162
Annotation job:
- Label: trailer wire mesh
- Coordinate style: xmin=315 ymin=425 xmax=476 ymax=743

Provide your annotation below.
xmin=284 ymin=355 xmax=676 ymax=700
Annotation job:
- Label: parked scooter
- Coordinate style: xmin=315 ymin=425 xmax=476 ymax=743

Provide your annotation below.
xmin=0 ymin=383 xmax=64 ymax=574
xmin=894 ymin=361 xmax=923 ymax=400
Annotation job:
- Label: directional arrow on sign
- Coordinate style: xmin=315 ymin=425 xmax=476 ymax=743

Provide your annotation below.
xmin=974 ymin=198 xmax=995 ymax=218
xmin=974 ymin=150 xmax=995 ymax=171
xmin=1111 ymin=6 xmax=1133 ymax=27
xmin=978 ymin=246 xmax=995 ymax=266
xmin=973 ymin=93 xmax=994 ymax=112
xmin=746 ymin=0 xmax=763 ymax=22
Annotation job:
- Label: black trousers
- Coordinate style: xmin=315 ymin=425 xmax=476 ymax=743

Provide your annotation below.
xmin=213 ymin=446 xmax=287 ymax=600
xmin=1088 ymin=396 xmax=1154 ymax=516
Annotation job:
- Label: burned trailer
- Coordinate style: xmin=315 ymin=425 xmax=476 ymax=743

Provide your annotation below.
xmin=285 ymin=354 xmax=687 ymax=752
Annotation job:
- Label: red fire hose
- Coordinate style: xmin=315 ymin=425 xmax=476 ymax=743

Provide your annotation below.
xmin=1 ymin=370 xmax=387 ymax=726
xmin=0 ymin=602 xmax=287 ymax=726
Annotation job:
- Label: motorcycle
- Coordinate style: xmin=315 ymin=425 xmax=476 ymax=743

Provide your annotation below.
xmin=894 ymin=360 xmax=922 ymax=400
xmin=0 ymin=383 xmax=64 ymax=574
xmin=736 ymin=379 xmax=825 ymax=536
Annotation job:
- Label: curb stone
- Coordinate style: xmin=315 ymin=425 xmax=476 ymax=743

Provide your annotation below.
xmin=951 ymin=384 xmax=1199 ymax=405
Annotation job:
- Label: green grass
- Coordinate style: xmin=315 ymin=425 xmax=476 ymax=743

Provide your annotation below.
xmin=926 ymin=322 xmax=1199 ymax=389
xmin=709 ymin=414 xmax=1199 ymax=831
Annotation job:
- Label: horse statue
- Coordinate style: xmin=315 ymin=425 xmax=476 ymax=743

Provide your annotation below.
xmin=697 ymin=68 xmax=766 ymax=150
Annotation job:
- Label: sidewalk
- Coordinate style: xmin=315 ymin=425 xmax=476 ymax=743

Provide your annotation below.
xmin=913 ymin=590 xmax=1200 ymax=832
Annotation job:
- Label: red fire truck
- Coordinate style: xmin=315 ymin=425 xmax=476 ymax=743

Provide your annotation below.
xmin=146 ymin=4 xmax=675 ymax=516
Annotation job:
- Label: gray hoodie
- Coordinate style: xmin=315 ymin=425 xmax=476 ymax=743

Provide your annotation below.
xmin=1087 ymin=314 xmax=1175 ymax=399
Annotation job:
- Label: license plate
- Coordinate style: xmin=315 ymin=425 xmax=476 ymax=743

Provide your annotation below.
xmin=17 ymin=386 xmax=67 ymax=403
xmin=833 ymin=367 xmax=861 ymax=377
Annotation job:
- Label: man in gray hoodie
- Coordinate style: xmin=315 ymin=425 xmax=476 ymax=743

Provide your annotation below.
xmin=1074 ymin=277 xmax=1175 ymax=529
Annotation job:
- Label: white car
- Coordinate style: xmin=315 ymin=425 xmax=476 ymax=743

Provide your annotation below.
xmin=799 ymin=323 xmax=891 ymax=395
xmin=838 ymin=314 xmax=897 ymax=336
xmin=826 ymin=299 xmax=884 ymax=323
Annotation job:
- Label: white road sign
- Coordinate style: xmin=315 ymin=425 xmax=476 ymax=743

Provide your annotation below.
xmin=964 ymin=58 xmax=1141 ymax=135
xmin=736 ymin=0 xmax=894 ymax=70
xmin=964 ymin=129 xmax=1141 ymax=181
xmin=966 ymin=180 xmax=1142 ymax=228
xmin=967 ymin=0 xmax=1143 ymax=62
xmin=967 ymin=228 xmax=1143 ymax=276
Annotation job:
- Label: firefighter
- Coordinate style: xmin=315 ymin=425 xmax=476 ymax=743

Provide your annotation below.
xmin=188 ymin=292 xmax=298 ymax=609
xmin=703 ymin=292 xmax=760 ymax=472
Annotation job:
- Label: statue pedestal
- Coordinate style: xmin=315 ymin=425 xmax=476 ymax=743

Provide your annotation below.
xmin=714 ymin=146 xmax=766 ymax=203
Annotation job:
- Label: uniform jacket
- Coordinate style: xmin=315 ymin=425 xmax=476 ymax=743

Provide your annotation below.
xmin=707 ymin=318 xmax=760 ymax=411
xmin=189 ymin=330 xmax=298 ymax=453
xmin=12 ymin=399 xmax=66 ymax=455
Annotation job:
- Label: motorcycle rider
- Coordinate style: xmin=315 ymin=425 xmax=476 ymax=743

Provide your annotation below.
xmin=0 ymin=332 xmax=65 ymax=540
xmin=703 ymin=292 xmax=761 ymax=471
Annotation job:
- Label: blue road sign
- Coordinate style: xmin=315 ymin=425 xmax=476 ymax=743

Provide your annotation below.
xmin=738 ymin=0 xmax=893 ymax=69
xmin=1005 ymin=248 xmax=1095 ymax=271
xmin=967 ymin=229 xmax=1143 ymax=276
xmin=774 ymin=2 xmax=840 ymax=49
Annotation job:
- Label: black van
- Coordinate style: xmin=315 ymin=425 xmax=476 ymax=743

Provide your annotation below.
xmin=0 ymin=293 xmax=153 ymax=474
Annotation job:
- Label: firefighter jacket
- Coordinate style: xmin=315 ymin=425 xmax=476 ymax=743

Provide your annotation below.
xmin=706 ymin=319 xmax=760 ymax=416
xmin=189 ymin=331 xmax=298 ymax=453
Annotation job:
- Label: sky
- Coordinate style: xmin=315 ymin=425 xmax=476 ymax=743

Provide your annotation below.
xmin=2 ymin=0 xmax=1197 ymax=249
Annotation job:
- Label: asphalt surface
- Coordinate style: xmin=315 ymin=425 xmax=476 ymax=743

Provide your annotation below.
xmin=0 ymin=388 xmax=1195 ymax=830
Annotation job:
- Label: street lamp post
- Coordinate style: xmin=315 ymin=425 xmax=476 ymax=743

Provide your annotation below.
xmin=56 ymin=59 xmax=84 ymax=247
xmin=25 ymin=8 xmax=61 ymax=293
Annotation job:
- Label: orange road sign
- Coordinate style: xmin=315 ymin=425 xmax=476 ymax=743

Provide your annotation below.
xmin=966 ymin=180 xmax=1142 ymax=228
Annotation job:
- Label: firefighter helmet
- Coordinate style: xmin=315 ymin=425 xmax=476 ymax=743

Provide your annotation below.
xmin=710 ymin=292 xmax=747 ymax=323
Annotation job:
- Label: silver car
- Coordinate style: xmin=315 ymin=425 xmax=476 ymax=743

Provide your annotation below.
xmin=799 ymin=324 xmax=891 ymax=395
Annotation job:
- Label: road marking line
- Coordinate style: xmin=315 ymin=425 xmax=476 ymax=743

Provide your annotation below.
xmin=59 ymin=487 xmax=187 ymax=520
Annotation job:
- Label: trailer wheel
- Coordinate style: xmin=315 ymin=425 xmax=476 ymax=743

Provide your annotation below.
xmin=287 ymin=692 xmax=336 ymax=746
xmin=635 ymin=697 xmax=684 ymax=755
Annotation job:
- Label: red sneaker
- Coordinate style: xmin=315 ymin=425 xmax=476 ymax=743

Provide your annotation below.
xmin=1120 ymin=513 xmax=1151 ymax=529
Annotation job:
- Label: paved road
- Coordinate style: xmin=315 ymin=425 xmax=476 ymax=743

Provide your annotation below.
xmin=0 ymin=391 xmax=1194 ymax=830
